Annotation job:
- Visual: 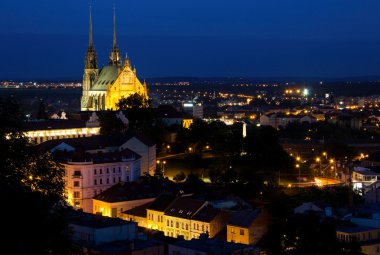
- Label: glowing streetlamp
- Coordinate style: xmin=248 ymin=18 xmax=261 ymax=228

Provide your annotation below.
xmin=316 ymin=157 xmax=321 ymax=176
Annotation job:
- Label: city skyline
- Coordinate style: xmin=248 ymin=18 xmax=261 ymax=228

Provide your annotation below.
xmin=1 ymin=0 xmax=380 ymax=80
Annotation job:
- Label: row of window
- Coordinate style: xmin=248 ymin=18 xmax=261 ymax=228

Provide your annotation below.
xmin=94 ymin=167 xmax=121 ymax=175
xmin=230 ymin=227 xmax=245 ymax=236
xmin=148 ymin=213 xmax=163 ymax=222
xmin=94 ymin=177 xmax=121 ymax=186
xmin=337 ymin=232 xmax=372 ymax=242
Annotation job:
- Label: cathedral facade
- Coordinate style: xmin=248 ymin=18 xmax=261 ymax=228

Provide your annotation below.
xmin=81 ymin=10 xmax=148 ymax=111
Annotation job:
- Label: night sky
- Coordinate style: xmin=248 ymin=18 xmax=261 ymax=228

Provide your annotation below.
xmin=1 ymin=0 xmax=380 ymax=80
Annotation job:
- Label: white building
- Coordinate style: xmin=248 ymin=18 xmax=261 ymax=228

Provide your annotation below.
xmin=38 ymin=133 xmax=156 ymax=212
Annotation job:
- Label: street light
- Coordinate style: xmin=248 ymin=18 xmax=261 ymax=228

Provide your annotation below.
xmin=296 ymin=164 xmax=300 ymax=183
xmin=316 ymin=157 xmax=321 ymax=177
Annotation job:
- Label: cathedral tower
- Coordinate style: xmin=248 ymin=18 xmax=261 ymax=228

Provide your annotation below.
xmin=109 ymin=8 xmax=122 ymax=67
xmin=81 ymin=7 xmax=99 ymax=111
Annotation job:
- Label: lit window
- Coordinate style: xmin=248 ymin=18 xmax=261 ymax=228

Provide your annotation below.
xmin=74 ymin=191 xmax=80 ymax=198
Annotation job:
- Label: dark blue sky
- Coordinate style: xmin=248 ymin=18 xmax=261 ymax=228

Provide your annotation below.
xmin=1 ymin=0 xmax=380 ymax=80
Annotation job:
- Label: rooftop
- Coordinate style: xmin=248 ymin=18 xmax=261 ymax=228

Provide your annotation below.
xmin=94 ymin=180 xmax=179 ymax=203
xmin=228 ymin=209 xmax=260 ymax=228
xmin=37 ymin=132 xmax=155 ymax=153
xmin=164 ymin=197 xmax=207 ymax=219
xmin=23 ymin=119 xmax=87 ymax=131
xmin=69 ymin=211 xmax=134 ymax=229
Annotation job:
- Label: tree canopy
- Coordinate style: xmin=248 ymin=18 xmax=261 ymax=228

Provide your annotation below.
xmin=0 ymin=97 xmax=75 ymax=254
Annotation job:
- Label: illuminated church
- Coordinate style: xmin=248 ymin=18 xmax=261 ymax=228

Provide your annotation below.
xmin=81 ymin=10 xmax=148 ymax=111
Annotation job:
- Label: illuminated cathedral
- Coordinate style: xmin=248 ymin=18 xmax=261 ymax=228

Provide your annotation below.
xmin=81 ymin=9 xmax=148 ymax=111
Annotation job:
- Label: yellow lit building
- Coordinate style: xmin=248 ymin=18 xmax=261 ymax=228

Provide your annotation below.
xmin=183 ymin=119 xmax=193 ymax=129
xmin=81 ymin=9 xmax=148 ymax=111
xmin=227 ymin=209 xmax=268 ymax=245
xmin=23 ymin=119 xmax=100 ymax=144
xmin=123 ymin=194 xmax=227 ymax=241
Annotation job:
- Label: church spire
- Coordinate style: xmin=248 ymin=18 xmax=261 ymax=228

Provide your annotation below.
xmin=85 ymin=6 xmax=98 ymax=69
xmin=89 ymin=5 xmax=93 ymax=47
xmin=113 ymin=7 xmax=117 ymax=49
xmin=109 ymin=7 xmax=122 ymax=67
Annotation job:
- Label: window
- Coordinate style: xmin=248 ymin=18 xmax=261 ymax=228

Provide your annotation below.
xmin=94 ymin=169 xmax=97 ymax=175
xmin=171 ymin=221 xmax=173 ymax=227
xmin=100 ymin=179 xmax=103 ymax=184
xmin=118 ymin=177 xmax=121 ymax=182
xmin=240 ymin=229 xmax=244 ymax=235
xmin=106 ymin=178 xmax=109 ymax=184
xmin=94 ymin=179 xmax=97 ymax=185
xmin=182 ymin=223 xmax=184 ymax=229
xmin=186 ymin=224 xmax=188 ymax=230
xmin=113 ymin=177 xmax=116 ymax=183
xmin=74 ymin=191 xmax=80 ymax=198
xmin=74 ymin=170 xmax=81 ymax=176
xmin=106 ymin=168 xmax=109 ymax=174
xmin=73 ymin=181 xmax=80 ymax=187
xmin=118 ymin=167 xmax=121 ymax=173
xmin=167 ymin=220 xmax=169 ymax=226
xmin=100 ymin=169 xmax=103 ymax=174
xmin=176 ymin=222 xmax=179 ymax=228
xmin=113 ymin=168 xmax=115 ymax=173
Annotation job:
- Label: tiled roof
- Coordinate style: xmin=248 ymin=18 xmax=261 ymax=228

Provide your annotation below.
xmin=147 ymin=193 xmax=177 ymax=212
xmin=52 ymin=148 xmax=140 ymax=164
xmin=91 ymin=66 xmax=118 ymax=91
xmin=164 ymin=197 xmax=207 ymax=219
xmin=227 ymin=209 xmax=260 ymax=228
xmin=191 ymin=206 xmax=221 ymax=222
xmin=37 ymin=132 xmax=155 ymax=153
xmin=122 ymin=202 xmax=152 ymax=218
xmin=94 ymin=180 xmax=178 ymax=203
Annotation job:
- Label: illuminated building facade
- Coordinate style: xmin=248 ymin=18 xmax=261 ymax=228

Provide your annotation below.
xmin=23 ymin=118 xmax=100 ymax=144
xmin=123 ymin=194 xmax=227 ymax=240
xmin=81 ymin=9 xmax=148 ymax=111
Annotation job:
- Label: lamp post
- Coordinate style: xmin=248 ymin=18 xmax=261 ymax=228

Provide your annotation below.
xmin=296 ymin=164 xmax=300 ymax=184
xmin=156 ymin=160 xmax=167 ymax=177
xmin=316 ymin=157 xmax=321 ymax=177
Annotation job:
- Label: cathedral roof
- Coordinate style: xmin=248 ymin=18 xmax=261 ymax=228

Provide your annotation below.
xmin=91 ymin=66 xmax=119 ymax=91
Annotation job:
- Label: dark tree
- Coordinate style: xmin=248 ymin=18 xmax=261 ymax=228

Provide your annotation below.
xmin=116 ymin=93 xmax=150 ymax=110
xmin=99 ymin=111 xmax=125 ymax=135
xmin=0 ymin=97 xmax=76 ymax=254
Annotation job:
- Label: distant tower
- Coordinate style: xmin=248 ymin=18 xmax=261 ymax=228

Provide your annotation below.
xmin=109 ymin=8 xmax=122 ymax=67
xmin=81 ymin=6 xmax=99 ymax=111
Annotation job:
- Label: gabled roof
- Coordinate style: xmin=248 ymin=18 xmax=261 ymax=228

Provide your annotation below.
xmin=147 ymin=193 xmax=177 ymax=212
xmin=52 ymin=148 xmax=139 ymax=164
xmin=164 ymin=197 xmax=206 ymax=219
xmin=37 ymin=133 xmax=155 ymax=153
xmin=91 ymin=66 xmax=119 ymax=91
xmin=122 ymin=202 xmax=152 ymax=218
xmin=191 ymin=206 xmax=221 ymax=222
xmin=227 ymin=209 xmax=260 ymax=228
xmin=93 ymin=180 xmax=177 ymax=203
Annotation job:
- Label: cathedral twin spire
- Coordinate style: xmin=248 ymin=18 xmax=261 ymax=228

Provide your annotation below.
xmin=109 ymin=8 xmax=122 ymax=67
xmin=85 ymin=6 xmax=98 ymax=70
xmin=85 ymin=7 xmax=123 ymax=69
